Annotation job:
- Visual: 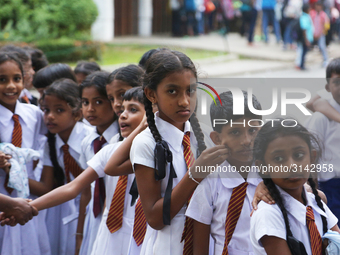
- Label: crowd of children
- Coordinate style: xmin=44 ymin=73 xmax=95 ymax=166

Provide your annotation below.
xmin=0 ymin=44 xmax=340 ymax=255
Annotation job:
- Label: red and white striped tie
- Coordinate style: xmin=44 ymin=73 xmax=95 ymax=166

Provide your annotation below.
xmin=106 ymin=175 xmax=128 ymax=233
xmin=306 ymin=206 xmax=322 ymax=255
xmin=61 ymin=144 xmax=83 ymax=183
xmin=222 ymin=182 xmax=248 ymax=255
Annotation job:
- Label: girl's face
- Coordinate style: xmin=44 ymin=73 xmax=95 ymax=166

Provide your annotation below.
xmin=42 ymin=95 xmax=79 ymax=143
xmin=0 ymin=60 xmax=24 ymax=112
xmin=261 ymin=135 xmax=312 ymax=198
xmin=75 ymin=73 xmax=87 ymax=85
xmin=119 ymin=99 xmax=145 ymax=138
xmin=146 ymin=70 xmax=197 ymax=131
xmin=106 ymin=80 xmax=133 ymax=118
xmin=81 ymin=86 xmax=115 ymax=134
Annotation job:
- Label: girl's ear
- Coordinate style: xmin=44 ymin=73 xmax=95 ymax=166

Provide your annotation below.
xmin=144 ymin=87 xmax=157 ymax=104
xmin=74 ymin=110 xmax=83 ymax=122
xmin=210 ymin=131 xmax=222 ymax=145
xmin=310 ymin=149 xmax=317 ymax=164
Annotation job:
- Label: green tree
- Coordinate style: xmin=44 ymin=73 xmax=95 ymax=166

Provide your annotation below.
xmin=0 ymin=0 xmax=98 ymax=42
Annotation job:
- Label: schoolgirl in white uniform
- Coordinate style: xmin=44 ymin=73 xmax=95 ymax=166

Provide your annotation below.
xmin=41 ymin=79 xmax=92 ymax=255
xmin=0 ymin=52 xmax=51 ymax=255
xmin=77 ymin=71 xmax=118 ymax=255
xmin=250 ymin=119 xmax=340 ymax=255
xmin=130 ymin=49 xmax=229 ymax=255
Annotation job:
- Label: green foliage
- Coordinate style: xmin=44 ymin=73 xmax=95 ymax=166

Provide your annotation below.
xmin=35 ymin=38 xmax=102 ymax=63
xmin=0 ymin=0 xmax=98 ymax=42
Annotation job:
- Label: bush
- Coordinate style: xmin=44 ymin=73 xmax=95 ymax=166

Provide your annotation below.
xmin=0 ymin=0 xmax=98 ymax=42
xmin=0 ymin=39 xmax=102 ymax=63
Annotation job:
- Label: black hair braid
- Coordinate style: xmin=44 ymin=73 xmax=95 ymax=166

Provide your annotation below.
xmin=144 ymin=97 xmax=162 ymax=143
xmin=308 ymin=178 xmax=328 ymax=234
xmin=190 ymin=112 xmax=206 ymax=157
xmin=47 ymin=132 xmax=65 ymax=187
xmin=264 ymin=178 xmax=293 ymax=237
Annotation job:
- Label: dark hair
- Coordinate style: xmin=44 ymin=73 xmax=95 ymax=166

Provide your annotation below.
xmin=302 ymin=3 xmax=310 ymax=13
xmin=326 ymin=58 xmax=340 ymax=81
xmin=42 ymin=78 xmax=82 ymax=187
xmin=23 ymin=47 xmax=49 ymax=72
xmin=107 ymin=64 xmax=144 ymax=88
xmin=79 ymin=71 xmax=110 ymax=98
xmin=33 ymin=63 xmax=77 ymax=89
xmin=0 ymin=45 xmax=30 ymax=65
xmin=138 ymin=48 xmax=164 ymax=69
xmin=143 ymin=49 xmax=207 ymax=156
xmin=253 ymin=119 xmax=327 ymax=241
xmin=210 ymin=90 xmax=262 ymax=133
xmin=315 ymin=1 xmax=323 ymax=6
xmin=0 ymin=52 xmax=24 ymax=77
xmin=74 ymin=61 xmax=101 ymax=76
xmin=123 ymin=87 xmax=144 ymax=104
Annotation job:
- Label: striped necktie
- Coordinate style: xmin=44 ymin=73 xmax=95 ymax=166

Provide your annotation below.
xmin=11 ymin=114 xmax=22 ymax=147
xmin=92 ymin=136 xmax=107 ymax=217
xmin=132 ymin=198 xmax=147 ymax=246
xmin=222 ymin=182 xmax=248 ymax=255
xmin=106 ymin=175 xmax=128 ymax=233
xmin=5 ymin=114 xmax=22 ymax=194
xmin=306 ymin=206 xmax=322 ymax=255
xmin=181 ymin=132 xmax=195 ymax=255
xmin=61 ymin=144 xmax=83 ymax=183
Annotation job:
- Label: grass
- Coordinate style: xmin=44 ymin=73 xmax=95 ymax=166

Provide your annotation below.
xmin=96 ymin=44 xmax=228 ymax=66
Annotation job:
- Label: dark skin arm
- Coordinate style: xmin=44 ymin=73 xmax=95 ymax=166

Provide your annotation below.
xmin=261 ymin=236 xmax=292 ymax=255
xmin=135 ymin=145 xmax=229 ymax=230
xmin=193 ymin=220 xmax=210 ymax=255
xmin=28 ymin=165 xmax=54 ymax=196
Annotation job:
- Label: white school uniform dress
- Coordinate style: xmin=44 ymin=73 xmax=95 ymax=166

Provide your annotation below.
xmin=87 ymin=142 xmax=136 ymax=255
xmin=43 ymin=121 xmax=92 ymax=255
xmin=0 ymin=102 xmax=51 ymax=255
xmin=185 ymin=161 xmax=262 ymax=255
xmin=130 ymin=113 xmax=194 ymax=255
xmin=304 ymin=97 xmax=340 ymax=181
xmin=78 ymin=120 xmax=119 ymax=255
xmin=250 ymin=186 xmax=338 ymax=255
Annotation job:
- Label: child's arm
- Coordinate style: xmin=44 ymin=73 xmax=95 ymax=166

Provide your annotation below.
xmin=193 ymin=221 xmax=210 ymax=255
xmin=261 ymin=236 xmax=292 ymax=255
xmin=135 ymin=145 xmax=229 ymax=230
xmin=252 ymin=181 xmax=275 ymax=211
xmin=30 ymin=167 xmax=98 ymax=211
xmin=29 ymin=166 xmax=54 ymax=196
xmin=104 ymin=115 xmax=147 ymax=176
xmin=76 ymin=185 xmax=91 ymax=255
xmin=331 ymin=224 xmax=340 ymax=234
xmin=306 ymin=95 xmax=321 ymax=112
xmin=313 ymin=98 xmax=340 ymax=123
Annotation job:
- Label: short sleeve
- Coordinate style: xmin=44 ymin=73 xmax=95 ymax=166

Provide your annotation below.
xmin=87 ymin=144 xmax=118 ymax=178
xmin=185 ymin=177 xmax=215 ymax=225
xmin=251 ymin=202 xmax=286 ymax=248
xmin=79 ymin=138 xmax=90 ymax=169
xmin=130 ymin=131 xmax=155 ymax=171
xmin=43 ymin=142 xmax=53 ymax=167
xmin=323 ymin=201 xmax=339 ymax=229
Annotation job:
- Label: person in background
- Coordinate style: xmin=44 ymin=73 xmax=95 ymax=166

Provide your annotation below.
xmin=74 ymin=61 xmax=101 ymax=85
xmin=262 ymin=0 xmax=282 ymax=43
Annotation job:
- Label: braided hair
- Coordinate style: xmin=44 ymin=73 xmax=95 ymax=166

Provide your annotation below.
xmin=143 ymin=49 xmax=207 ymax=157
xmin=42 ymin=78 xmax=82 ymax=187
xmin=253 ymin=118 xmax=327 ymax=239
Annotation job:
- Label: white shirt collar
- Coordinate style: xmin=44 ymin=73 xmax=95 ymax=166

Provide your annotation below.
xmin=218 ymin=160 xmax=262 ymax=188
xmin=0 ymin=101 xmax=32 ymax=126
xmin=55 ymin=122 xmax=85 ymax=156
xmin=277 ymin=185 xmax=328 ymax=226
xmin=155 ymin=112 xmax=191 ymax=153
xmin=101 ymin=120 xmax=119 ymax=142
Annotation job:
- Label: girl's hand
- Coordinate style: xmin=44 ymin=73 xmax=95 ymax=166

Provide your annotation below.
xmin=192 ymin=145 xmax=230 ymax=180
xmin=75 ymin=234 xmax=83 ymax=255
xmin=251 ymin=181 xmax=274 ymax=215
xmin=138 ymin=114 xmax=148 ymax=131
xmin=0 ymin=151 xmax=11 ymax=169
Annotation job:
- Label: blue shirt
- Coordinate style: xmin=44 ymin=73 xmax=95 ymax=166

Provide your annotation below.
xmin=300 ymin=12 xmax=314 ymax=43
